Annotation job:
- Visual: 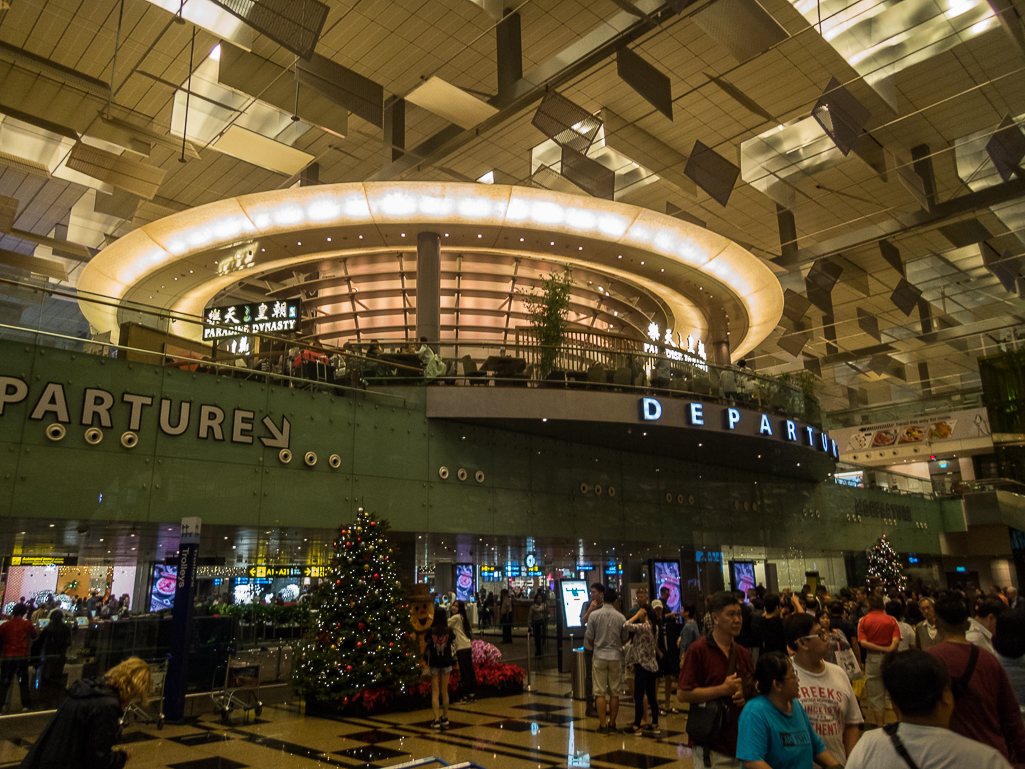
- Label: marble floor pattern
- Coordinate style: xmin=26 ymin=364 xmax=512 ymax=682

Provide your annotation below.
xmin=0 ymin=670 xmax=705 ymax=769
xmin=0 ymin=668 xmax=892 ymax=769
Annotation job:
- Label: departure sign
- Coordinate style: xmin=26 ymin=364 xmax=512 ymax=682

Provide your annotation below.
xmin=203 ymin=299 xmax=301 ymax=340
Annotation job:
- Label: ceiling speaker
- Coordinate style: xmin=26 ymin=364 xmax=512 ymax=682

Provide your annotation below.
xmin=684 ymin=140 xmax=740 ymax=207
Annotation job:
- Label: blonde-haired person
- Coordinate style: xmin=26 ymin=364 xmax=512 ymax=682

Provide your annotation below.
xmin=19 ymin=656 xmax=152 ymax=769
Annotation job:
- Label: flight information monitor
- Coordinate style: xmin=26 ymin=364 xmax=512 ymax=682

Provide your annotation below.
xmin=560 ymin=579 xmax=590 ymax=629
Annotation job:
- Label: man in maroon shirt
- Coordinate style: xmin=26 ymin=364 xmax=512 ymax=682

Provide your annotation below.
xmin=0 ymin=604 xmax=38 ymax=712
xmin=678 ymin=591 xmax=755 ymax=768
xmin=927 ymin=594 xmax=1025 ymax=763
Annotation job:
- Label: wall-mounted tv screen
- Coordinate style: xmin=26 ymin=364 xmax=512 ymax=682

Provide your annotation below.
xmin=653 ymin=560 xmax=681 ymax=614
xmin=560 ymin=579 xmax=590 ymax=629
xmin=455 ymin=564 xmax=474 ymax=602
xmin=150 ymin=564 xmax=177 ymax=612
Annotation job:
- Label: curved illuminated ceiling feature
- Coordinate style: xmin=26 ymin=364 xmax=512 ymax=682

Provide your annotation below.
xmin=79 ymin=182 xmax=783 ymax=359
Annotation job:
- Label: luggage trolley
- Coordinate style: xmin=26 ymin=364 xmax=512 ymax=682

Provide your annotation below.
xmin=210 ymin=651 xmax=263 ymax=722
xmin=121 ymin=658 xmax=167 ymax=730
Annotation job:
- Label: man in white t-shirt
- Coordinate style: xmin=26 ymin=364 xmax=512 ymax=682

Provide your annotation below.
xmin=846 ymin=649 xmax=1012 ymax=769
xmin=785 ymin=613 xmax=863 ymax=763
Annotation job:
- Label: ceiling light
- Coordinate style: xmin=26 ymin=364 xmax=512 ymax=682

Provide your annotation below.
xmin=478 ymin=234 xmax=483 ymax=238
xmin=519 ymin=237 xmax=524 ymax=242
xmin=359 ymin=235 xmax=363 ymax=239
xmin=297 ymin=241 xmax=301 ymax=246
xmin=327 ymin=237 xmax=331 ymax=242
xmin=209 ymin=44 xmax=222 ymax=62
xmin=401 ymin=233 xmax=405 ymax=237
xmin=578 ymin=246 xmax=583 ymax=250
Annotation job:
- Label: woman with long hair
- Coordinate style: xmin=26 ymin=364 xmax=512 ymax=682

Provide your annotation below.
xmin=624 ymin=602 xmax=661 ymax=736
xmin=20 ymin=656 xmax=152 ymax=769
xmin=527 ymin=591 xmax=547 ymax=657
xmin=449 ymin=600 xmax=476 ymax=703
xmin=499 ymin=588 xmax=512 ymax=644
xmin=736 ymin=651 xmax=839 ymax=768
xmin=424 ymin=608 xmax=455 ymax=730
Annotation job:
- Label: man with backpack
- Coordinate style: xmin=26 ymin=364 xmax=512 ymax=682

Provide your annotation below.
xmin=926 ymin=594 xmax=1025 ymax=764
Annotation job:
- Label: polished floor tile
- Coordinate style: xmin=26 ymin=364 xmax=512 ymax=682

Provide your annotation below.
xmin=342 ymin=728 xmax=406 ymax=744
xmin=170 ymin=731 xmax=237 ymax=747
xmin=589 ymin=749 xmax=675 ymax=768
xmin=334 ymin=744 xmax=410 ymax=763
xmin=482 ymin=719 xmax=547 ymax=732
xmin=168 ymin=758 xmax=248 ymax=769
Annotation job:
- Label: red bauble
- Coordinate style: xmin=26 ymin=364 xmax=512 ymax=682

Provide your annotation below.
xmin=356 ymin=641 xmax=362 ymax=648
xmin=358 ymin=622 xmax=366 ymax=630
xmin=373 ymin=573 xmax=380 ymax=580
xmin=335 ymin=580 xmax=341 ymax=586
xmin=346 ymin=665 xmax=352 ymax=672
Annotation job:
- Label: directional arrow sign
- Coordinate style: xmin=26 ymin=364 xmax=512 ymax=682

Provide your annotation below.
xmin=259 ymin=415 xmax=291 ymax=448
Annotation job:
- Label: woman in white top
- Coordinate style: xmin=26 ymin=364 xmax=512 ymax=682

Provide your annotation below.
xmin=886 ymin=600 xmax=916 ymax=651
xmin=449 ymin=601 xmax=476 ymax=703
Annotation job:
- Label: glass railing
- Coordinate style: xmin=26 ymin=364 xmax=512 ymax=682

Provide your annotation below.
xmin=0 ymin=275 xmax=823 ymax=427
xmin=832 ymin=461 xmax=938 ymax=499
xmin=825 ymin=389 xmax=984 ymax=429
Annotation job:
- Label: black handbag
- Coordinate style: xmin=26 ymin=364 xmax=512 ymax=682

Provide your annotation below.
xmin=686 ymin=643 xmax=736 ymax=765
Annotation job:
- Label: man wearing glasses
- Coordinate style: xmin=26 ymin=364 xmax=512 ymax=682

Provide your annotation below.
xmin=785 ymin=613 xmax=862 ymax=764
xmin=678 ymin=591 xmax=754 ymax=768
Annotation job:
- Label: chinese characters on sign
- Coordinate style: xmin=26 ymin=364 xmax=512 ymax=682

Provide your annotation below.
xmin=202 ymin=299 xmax=301 ymax=341
xmin=644 ymin=323 xmax=707 ymax=370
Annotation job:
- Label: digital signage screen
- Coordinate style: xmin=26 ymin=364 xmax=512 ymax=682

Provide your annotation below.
xmin=455 ymin=564 xmax=474 ymax=602
xmin=559 ymin=579 xmax=590 ymax=629
xmin=149 ymin=564 xmax=177 ymax=612
xmin=731 ymin=560 xmax=756 ymax=595
xmin=653 ymin=560 xmax=681 ymax=614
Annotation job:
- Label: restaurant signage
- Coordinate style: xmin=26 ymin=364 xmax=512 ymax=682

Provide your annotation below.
xmin=829 ymin=407 xmax=991 ymax=456
xmin=9 ymin=556 xmax=77 ymax=566
xmin=202 ymin=299 xmax=301 ymax=341
xmin=643 ymin=324 xmax=708 ymax=369
xmin=638 ymin=397 xmax=839 ymax=459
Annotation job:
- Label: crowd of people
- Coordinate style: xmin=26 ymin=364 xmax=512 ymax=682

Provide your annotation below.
xmin=581 ymin=579 xmax=1025 ymax=768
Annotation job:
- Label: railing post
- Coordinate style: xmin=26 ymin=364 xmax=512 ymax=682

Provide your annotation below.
xmin=525 ymin=624 xmax=533 ymax=692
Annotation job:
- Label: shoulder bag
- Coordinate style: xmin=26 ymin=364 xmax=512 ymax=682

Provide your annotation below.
xmin=951 ymin=643 xmax=980 ymax=699
xmin=883 ymin=723 xmax=921 ymax=769
xmin=686 ymin=643 xmax=736 ymax=766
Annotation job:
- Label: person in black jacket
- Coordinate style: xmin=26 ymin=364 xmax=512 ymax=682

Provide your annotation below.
xmin=20 ymin=656 xmax=152 ymax=769
xmin=37 ymin=610 xmax=72 ymax=709
xmin=423 ymin=609 xmax=455 ymax=731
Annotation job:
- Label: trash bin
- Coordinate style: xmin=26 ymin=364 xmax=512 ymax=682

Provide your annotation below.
xmin=571 ymin=647 xmax=588 ymax=700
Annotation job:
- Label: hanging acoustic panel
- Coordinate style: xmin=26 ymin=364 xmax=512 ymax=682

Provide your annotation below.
xmin=986 ymin=115 xmax=1025 ymax=183
xmin=405 ymin=76 xmax=499 ymax=129
xmin=65 ymin=142 xmax=167 ymax=200
xmin=782 ymin=288 xmax=812 ymax=324
xmin=984 ymin=247 xmax=1022 ymax=293
xmin=561 ymin=147 xmax=616 ymax=199
xmin=684 ymin=140 xmax=739 ymax=207
xmin=530 ymin=164 xmax=587 ymax=196
xmin=532 ymin=92 xmax=602 ymax=154
xmin=298 ymin=55 xmax=384 ymax=128
xmin=0 ymin=194 xmax=16 ymax=232
xmin=692 ymin=0 xmax=788 ymax=63
xmin=777 ymin=324 xmax=810 ymax=357
xmin=879 ymin=239 xmax=904 ymax=276
xmin=811 ymin=77 xmax=870 ymax=157
xmin=803 ymin=355 xmax=821 ymax=378
xmin=776 ymin=204 xmax=798 ymax=266
xmin=666 ymin=202 xmax=706 ymax=228
xmin=890 ymin=278 xmax=923 ymax=316
xmin=705 ymin=72 xmax=773 ymax=122
xmin=804 ymin=258 xmax=843 ymax=315
xmin=856 ymin=306 xmax=880 ymax=341
xmin=617 ymin=49 xmax=673 ymax=121
xmin=212 ymin=0 xmax=329 ymax=60
xmin=0 ymin=247 xmax=68 ymax=281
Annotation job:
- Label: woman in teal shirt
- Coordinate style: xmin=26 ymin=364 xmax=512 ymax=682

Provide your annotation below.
xmin=736 ymin=652 xmax=839 ymax=769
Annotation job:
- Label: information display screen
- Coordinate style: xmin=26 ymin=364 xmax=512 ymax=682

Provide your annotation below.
xmin=560 ymin=579 xmax=590 ymax=629
xmin=150 ymin=564 xmax=177 ymax=612
xmin=653 ymin=560 xmax=681 ymax=614
xmin=731 ymin=560 xmax=756 ymax=594
xmin=455 ymin=564 xmax=474 ymax=602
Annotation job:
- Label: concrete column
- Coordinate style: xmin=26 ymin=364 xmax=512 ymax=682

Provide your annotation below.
xmin=416 ymin=232 xmax=441 ymax=347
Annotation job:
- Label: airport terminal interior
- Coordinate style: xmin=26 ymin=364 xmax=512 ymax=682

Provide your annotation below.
xmin=1 ymin=0 xmax=1025 ymax=766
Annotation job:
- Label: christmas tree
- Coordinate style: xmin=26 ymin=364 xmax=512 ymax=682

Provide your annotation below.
xmin=867 ymin=534 xmax=906 ymax=590
xmin=294 ymin=507 xmax=419 ymax=706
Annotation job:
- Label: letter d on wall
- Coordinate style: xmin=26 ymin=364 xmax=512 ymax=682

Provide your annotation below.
xmin=640 ymin=397 xmax=662 ymax=421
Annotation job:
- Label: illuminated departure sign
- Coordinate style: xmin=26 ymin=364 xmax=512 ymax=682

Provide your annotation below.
xmin=203 ymin=299 xmax=301 ymax=341
xmin=637 ymin=396 xmax=839 ymax=459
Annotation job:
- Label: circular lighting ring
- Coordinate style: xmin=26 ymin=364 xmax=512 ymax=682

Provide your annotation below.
xmin=79 ymin=183 xmax=783 ymax=360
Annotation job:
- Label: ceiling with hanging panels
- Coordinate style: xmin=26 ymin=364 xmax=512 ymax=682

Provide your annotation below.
xmin=0 ymin=0 xmax=1024 ymax=413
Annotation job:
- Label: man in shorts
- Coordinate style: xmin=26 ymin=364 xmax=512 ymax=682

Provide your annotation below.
xmin=585 ymin=587 xmax=628 ymax=733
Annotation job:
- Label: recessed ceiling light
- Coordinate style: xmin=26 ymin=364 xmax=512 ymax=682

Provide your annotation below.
xmin=551 ymin=241 xmax=555 ymax=246
xmin=327 ymin=237 xmax=332 ymax=242
xmin=297 ymin=241 xmax=301 ymax=246
xmin=640 ymin=261 xmax=644 ymax=265
xmin=359 ymin=235 xmax=363 ymax=239
xmin=519 ymin=237 xmax=524 ymax=242
xmin=401 ymin=233 xmax=405 ymax=237
xmin=478 ymin=234 xmax=483 ymax=238
xmin=578 ymin=246 xmax=583 ymax=250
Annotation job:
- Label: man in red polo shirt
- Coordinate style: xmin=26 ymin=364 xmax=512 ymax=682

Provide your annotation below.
xmin=0 ymin=604 xmax=38 ymax=712
xmin=678 ymin=591 xmax=754 ymax=768
xmin=857 ymin=592 xmax=901 ymax=727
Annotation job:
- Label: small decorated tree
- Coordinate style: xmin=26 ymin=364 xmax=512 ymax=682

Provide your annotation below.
xmin=868 ymin=534 xmax=906 ymax=590
xmin=294 ymin=507 xmax=419 ymax=707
